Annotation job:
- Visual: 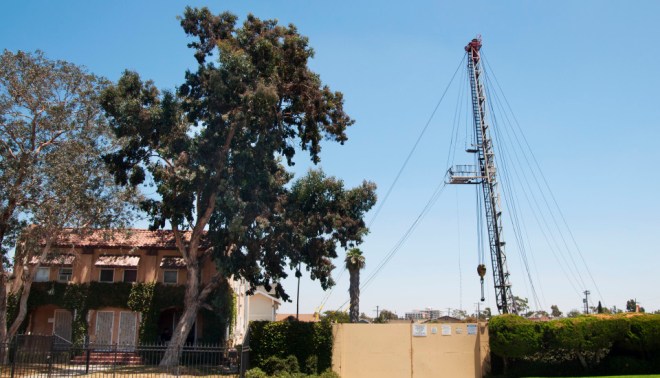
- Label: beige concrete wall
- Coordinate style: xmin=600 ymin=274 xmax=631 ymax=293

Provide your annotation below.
xmin=332 ymin=323 xmax=490 ymax=378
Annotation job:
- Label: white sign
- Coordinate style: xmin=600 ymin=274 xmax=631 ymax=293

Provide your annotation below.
xmin=412 ymin=324 xmax=427 ymax=337
xmin=467 ymin=324 xmax=478 ymax=335
xmin=441 ymin=324 xmax=452 ymax=336
xmin=431 ymin=327 xmax=438 ymax=334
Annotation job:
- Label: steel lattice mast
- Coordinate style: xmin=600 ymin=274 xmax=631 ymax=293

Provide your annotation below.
xmin=447 ymin=38 xmax=517 ymax=314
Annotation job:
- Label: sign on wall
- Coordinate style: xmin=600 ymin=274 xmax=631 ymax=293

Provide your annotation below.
xmin=412 ymin=324 xmax=427 ymax=337
xmin=441 ymin=324 xmax=452 ymax=336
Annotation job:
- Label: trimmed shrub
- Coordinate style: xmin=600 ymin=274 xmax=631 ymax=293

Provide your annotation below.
xmin=249 ymin=320 xmax=333 ymax=374
xmin=489 ymin=313 xmax=660 ymax=376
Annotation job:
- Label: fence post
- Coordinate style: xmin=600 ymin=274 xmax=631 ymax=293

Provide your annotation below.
xmin=47 ymin=337 xmax=54 ymax=378
xmin=113 ymin=343 xmax=117 ymax=378
xmin=9 ymin=337 xmax=17 ymax=378
xmin=85 ymin=335 xmax=91 ymax=374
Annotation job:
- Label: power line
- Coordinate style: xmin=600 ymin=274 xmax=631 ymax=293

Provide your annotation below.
xmin=319 ymin=55 xmax=465 ymax=312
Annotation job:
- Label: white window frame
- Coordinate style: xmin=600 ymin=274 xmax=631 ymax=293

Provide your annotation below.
xmin=99 ymin=269 xmax=115 ymax=283
xmin=163 ymin=270 xmax=178 ymax=285
xmin=58 ymin=267 xmax=73 ymax=282
xmin=35 ymin=267 xmax=50 ymax=282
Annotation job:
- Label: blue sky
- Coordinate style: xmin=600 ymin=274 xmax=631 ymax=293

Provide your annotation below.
xmin=3 ymin=1 xmax=659 ymax=317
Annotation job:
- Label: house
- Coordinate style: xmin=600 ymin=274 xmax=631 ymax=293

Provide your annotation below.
xmin=11 ymin=228 xmax=281 ymax=347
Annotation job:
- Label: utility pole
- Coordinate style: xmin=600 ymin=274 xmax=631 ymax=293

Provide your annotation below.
xmin=374 ymin=306 xmax=380 ymax=319
xmin=583 ymin=290 xmax=590 ymax=314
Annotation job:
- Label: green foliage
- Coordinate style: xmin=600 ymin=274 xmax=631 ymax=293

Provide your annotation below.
xmin=22 ymin=281 xmax=228 ymax=344
xmin=489 ymin=314 xmax=660 ymax=376
xmin=618 ymin=315 xmax=660 ymax=356
xmin=245 ymin=368 xmax=269 ymax=378
xmin=262 ymin=355 xmax=300 ymax=375
xmin=246 ymin=366 xmax=339 ymax=378
xmin=320 ymin=310 xmax=349 ymax=323
xmin=249 ymin=320 xmax=333 ymax=374
xmin=0 ymin=49 xmax=137 ymax=341
xmin=489 ymin=314 xmax=542 ymax=359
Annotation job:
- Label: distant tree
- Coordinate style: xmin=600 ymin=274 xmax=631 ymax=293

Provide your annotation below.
xmin=626 ymin=299 xmax=637 ymax=312
xmin=375 ymin=309 xmax=398 ymax=323
xmin=452 ymin=309 xmax=468 ymax=320
xmin=321 ymin=311 xmax=349 ymax=323
xmin=550 ymin=305 xmax=563 ymax=318
xmin=0 ymin=50 xmax=137 ymax=344
xmin=567 ymin=309 xmax=582 ymax=318
xmin=359 ymin=312 xmax=372 ymax=322
xmin=345 ymin=248 xmax=366 ymax=323
xmin=514 ymin=296 xmax=529 ymax=315
xmin=597 ymin=301 xmax=603 ymax=314
xmin=480 ymin=307 xmax=492 ymax=320
xmin=531 ymin=310 xmax=549 ymax=318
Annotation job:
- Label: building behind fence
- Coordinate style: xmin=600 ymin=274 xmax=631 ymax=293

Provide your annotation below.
xmin=0 ymin=334 xmax=248 ymax=377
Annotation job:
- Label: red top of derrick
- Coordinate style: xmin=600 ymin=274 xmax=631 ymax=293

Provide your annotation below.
xmin=465 ymin=37 xmax=482 ymax=53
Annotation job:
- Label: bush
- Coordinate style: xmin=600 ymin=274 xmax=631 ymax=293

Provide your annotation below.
xmin=488 ymin=313 xmax=660 ymax=376
xmin=262 ymin=355 xmax=300 ymax=376
xmin=489 ymin=314 xmax=541 ymax=359
xmin=249 ymin=320 xmax=333 ymax=373
xmin=246 ymin=368 xmax=269 ymax=378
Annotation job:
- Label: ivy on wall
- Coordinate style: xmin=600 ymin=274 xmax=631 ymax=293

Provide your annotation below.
xmin=18 ymin=281 xmax=234 ymax=345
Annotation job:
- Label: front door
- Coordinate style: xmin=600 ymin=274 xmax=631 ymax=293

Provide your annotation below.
xmin=53 ymin=310 xmax=72 ymax=342
xmin=95 ymin=311 xmax=114 ymax=347
xmin=118 ymin=311 xmax=137 ymax=350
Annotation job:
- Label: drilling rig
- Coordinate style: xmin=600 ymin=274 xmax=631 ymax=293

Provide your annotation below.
xmin=447 ymin=38 xmax=517 ymax=314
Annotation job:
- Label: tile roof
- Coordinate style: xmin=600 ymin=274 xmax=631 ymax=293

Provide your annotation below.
xmin=52 ymin=229 xmax=200 ymax=249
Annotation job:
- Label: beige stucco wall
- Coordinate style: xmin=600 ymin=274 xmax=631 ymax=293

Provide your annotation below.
xmin=332 ymin=323 xmax=490 ymax=378
xmin=248 ymin=294 xmax=277 ymax=321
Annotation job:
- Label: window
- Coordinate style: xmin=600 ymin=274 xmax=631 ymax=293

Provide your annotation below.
xmin=99 ymin=269 xmax=114 ymax=283
xmin=163 ymin=270 xmax=178 ymax=284
xmin=123 ymin=269 xmax=137 ymax=283
xmin=35 ymin=267 xmax=50 ymax=282
xmin=58 ymin=268 xmax=72 ymax=282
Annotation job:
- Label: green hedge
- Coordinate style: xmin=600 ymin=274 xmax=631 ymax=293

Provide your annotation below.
xmin=248 ymin=320 xmax=333 ymax=374
xmin=488 ymin=314 xmax=660 ymax=376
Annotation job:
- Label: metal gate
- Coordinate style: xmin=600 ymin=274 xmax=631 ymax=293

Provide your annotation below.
xmin=95 ymin=311 xmax=114 ymax=346
xmin=53 ymin=309 xmax=72 ymax=342
xmin=118 ymin=311 xmax=137 ymax=350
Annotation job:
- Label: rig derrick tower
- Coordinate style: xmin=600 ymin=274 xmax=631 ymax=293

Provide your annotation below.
xmin=447 ymin=38 xmax=517 ymax=314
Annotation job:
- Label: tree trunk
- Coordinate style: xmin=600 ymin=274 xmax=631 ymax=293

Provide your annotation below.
xmin=7 ymin=243 xmax=52 ymax=341
xmin=159 ymin=261 xmax=202 ymax=367
xmin=348 ymin=267 xmax=359 ymax=323
xmin=0 ymin=272 xmax=8 ymax=363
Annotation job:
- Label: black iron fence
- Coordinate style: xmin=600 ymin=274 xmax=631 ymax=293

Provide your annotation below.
xmin=0 ymin=335 xmax=243 ymax=377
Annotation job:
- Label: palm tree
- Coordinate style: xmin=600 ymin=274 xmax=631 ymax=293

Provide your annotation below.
xmin=345 ymin=248 xmax=366 ymax=323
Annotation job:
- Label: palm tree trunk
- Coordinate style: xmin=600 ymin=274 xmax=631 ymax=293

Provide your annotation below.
xmin=349 ymin=267 xmax=360 ymax=323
